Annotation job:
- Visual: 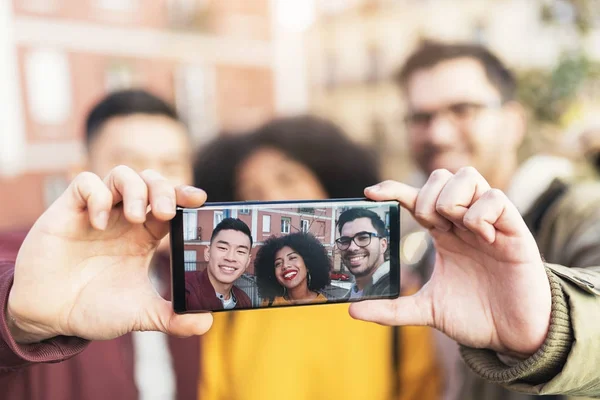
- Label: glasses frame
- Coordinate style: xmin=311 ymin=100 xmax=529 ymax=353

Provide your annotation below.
xmin=403 ymin=100 xmax=504 ymax=130
xmin=335 ymin=231 xmax=384 ymax=251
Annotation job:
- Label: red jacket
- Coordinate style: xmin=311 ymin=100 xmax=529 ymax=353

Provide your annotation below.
xmin=0 ymin=231 xmax=200 ymax=400
xmin=185 ymin=268 xmax=251 ymax=311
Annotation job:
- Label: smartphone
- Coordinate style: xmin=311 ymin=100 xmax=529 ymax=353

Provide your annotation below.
xmin=170 ymin=198 xmax=400 ymax=313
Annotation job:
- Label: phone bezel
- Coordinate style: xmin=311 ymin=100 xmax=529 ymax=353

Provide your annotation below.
xmin=171 ymin=197 xmax=400 ymax=314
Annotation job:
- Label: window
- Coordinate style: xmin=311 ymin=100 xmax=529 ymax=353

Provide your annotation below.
xmin=239 ymin=207 xmax=250 ymax=214
xmin=184 ymin=210 xmax=198 ymax=240
xmin=213 ymin=211 xmax=224 ymax=228
xmin=316 ymin=221 xmax=326 ymax=237
xmin=184 ymin=250 xmax=197 ymax=271
xmin=281 ymin=217 xmax=291 ymax=234
xmin=300 ymin=219 xmax=309 ymax=233
xmin=385 ymin=212 xmax=390 ymax=231
xmin=262 ymin=215 xmax=271 ymax=233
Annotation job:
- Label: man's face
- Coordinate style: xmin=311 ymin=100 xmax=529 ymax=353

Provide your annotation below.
xmin=403 ymin=58 xmax=524 ymax=179
xmin=339 ymin=217 xmax=387 ymax=278
xmin=87 ymin=114 xmax=192 ymax=185
xmin=205 ymin=229 xmax=251 ymax=286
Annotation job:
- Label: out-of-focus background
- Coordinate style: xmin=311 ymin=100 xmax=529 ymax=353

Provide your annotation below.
xmin=2 ymin=0 xmax=600 ymax=232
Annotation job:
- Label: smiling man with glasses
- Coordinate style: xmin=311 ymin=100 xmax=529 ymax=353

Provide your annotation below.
xmin=336 ymin=208 xmax=389 ymax=299
xmin=397 ymin=41 xmax=524 ymax=191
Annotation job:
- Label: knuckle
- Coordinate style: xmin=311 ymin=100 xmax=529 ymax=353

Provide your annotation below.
xmin=75 ymin=171 xmax=97 ymax=183
xmin=413 ymin=208 xmax=431 ymax=221
xmin=112 ymin=164 xmax=133 ymax=175
xmin=141 ymin=170 xmax=169 ymax=186
xmin=430 ymin=169 xmax=452 ymax=181
xmin=457 ymin=166 xmax=479 ymax=177
xmin=463 ymin=212 xmax=482 ymax=226
xmin=485 ymin=188 xmax=505 ymax=200
xmin=435 ymin=202 xmax=453 ymax=215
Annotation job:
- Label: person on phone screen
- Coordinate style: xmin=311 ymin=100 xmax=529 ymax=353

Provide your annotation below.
xmin=185 ymin=218 xmax=253 ymax=311
xmin=335 ymin=208 xmax=390 ymax=300
xmin=254 ymin=232 xmax=331 ymax=306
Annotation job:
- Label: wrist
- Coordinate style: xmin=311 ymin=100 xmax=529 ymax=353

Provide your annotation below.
xmin=6 ymin=296 xmax=55 ymax=344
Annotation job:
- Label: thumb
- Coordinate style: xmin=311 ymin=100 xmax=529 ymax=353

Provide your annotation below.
xmin=150 ymin=299 xmax=214 ymax=337
xmin=348 ymin=293 xmax=432 ymax=327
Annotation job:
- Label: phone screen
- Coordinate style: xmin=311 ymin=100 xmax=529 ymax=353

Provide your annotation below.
xmin=170 ymin=198 xmax=400 ymax=313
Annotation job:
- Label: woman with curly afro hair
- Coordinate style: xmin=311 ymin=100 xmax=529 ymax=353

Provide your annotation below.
xmin=254 ymin=232 xmax=332 ymax=306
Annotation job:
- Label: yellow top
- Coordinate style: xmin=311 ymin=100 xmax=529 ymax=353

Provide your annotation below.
xmin=260 ymin=292 xmax=329 ymax=307
xmin=199 ymin=289 xmax=441 ymax=400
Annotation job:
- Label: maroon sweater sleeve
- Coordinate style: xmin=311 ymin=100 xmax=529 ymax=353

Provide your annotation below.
xmin=0 ymin=261 xmax=89 ymax=373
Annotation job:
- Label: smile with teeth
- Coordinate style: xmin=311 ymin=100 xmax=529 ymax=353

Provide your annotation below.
xmin=219 ymin=265 xmax=238 ymax=274
xmin=283 ymin=270 xmax=298 ymax=280
xmin=347 ymin=254 xmax=367 ymax=266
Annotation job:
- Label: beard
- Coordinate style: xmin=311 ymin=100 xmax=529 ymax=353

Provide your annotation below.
xmin=349 ymin=263 xmax=377 ymax=278
xmin=344 ymin=249 xmax=380 ymax=278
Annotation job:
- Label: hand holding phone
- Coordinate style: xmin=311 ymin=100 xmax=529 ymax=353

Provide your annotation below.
xmin=170 ymin=198 xmax=400 ymax=313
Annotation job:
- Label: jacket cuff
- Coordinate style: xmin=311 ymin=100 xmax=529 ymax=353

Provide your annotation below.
xmin=0 ymin=264 xmax=89 ymax=368
xmin=459 ymin=268 xmax=572 ymax=384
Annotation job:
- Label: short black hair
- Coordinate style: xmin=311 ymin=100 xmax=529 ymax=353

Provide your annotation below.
xmin=193 ymin=115 xmax=380 ymax=201
xmin=85 ymin=89 xmax=179 ymax=148
xmin=395 ymin=40 xmax=516 ymax=102
xmin=337 ymin=208 xmax=386 ymax=237
xmin=254 ymin=232 xmax=331 ymax=300
xmin=211 ymin=218 xmax=253 ymax=248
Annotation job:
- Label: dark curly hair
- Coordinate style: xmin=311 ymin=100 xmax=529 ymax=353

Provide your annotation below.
xmin=193 ymin=115 xmax=380 ymax=201
xmin=254 ymin=232 xmax=332 ymax=300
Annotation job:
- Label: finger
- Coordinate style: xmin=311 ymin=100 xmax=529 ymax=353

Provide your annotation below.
xmin=176 ymin=185 xmax=208 ymax=208
xmin=144 ymin=185 xmax=207 ymax=240
xmin=436 ymin=167 xmax=491 ymax=230
xmin=414 ymin=169 xmax=453 ymax=231
xmin=365 ymin=180 xmax=419 ymax=213
xmin=148 ymin=298 xmax=213 ymax=337
xmin=63 ymin=172 xmax=113 ymax=230
xmin=463 ymin=188 xmax=530 ymax=244
xmin=348 ymin=293 xmax=432 ymax=327
xmin=139 ymin=170 xmax=177 ymax=220
xmin=103 ymin=165 xmax=149 ymax=223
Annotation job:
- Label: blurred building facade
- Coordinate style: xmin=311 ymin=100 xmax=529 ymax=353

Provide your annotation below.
xmin=4 ymin=0 xmax=600 ymax=233
xmin=0 ymin=0 xmax=277 ymax=231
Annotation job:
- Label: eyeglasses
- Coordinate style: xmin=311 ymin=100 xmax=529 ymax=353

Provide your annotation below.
xmin=404 ymin=101 xmax=503 ymax=130
xmin=335 ymin=231 xmax=383 ymax=251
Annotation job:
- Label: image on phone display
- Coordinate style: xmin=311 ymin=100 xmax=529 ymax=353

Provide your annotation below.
xmin=170 ymin=198 xmax=400 ymax=313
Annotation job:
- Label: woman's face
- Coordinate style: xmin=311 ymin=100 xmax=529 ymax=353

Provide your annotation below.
xmin=274 ymin=246 xmax=308 ymax=291
xmin=235 ymin=147 xmax=328 ymax=201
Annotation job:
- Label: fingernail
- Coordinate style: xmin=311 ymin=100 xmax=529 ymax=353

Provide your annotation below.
xmin=367 ymin=184 xmax=381 ymax=192
xmin=183 ymin=186 xmax=204 ymax=194
xmin=96 ymin=211 xmax=109 ymax=230
xmin=157 ymin=196 xmax=175 ymax=214
xmin=128 ymin=200 xmax=146 ymax=219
